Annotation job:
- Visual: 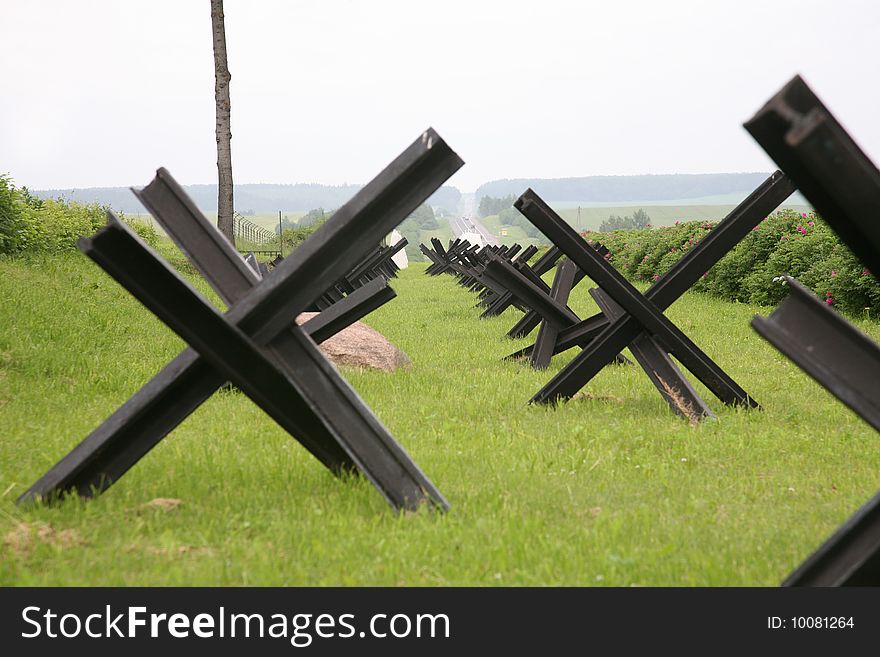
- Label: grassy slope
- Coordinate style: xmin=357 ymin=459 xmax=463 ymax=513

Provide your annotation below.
xmin=1 ymin=252 xmax=879 ymax=586
xmin=416 ymin=222 xmax=454 ymax=251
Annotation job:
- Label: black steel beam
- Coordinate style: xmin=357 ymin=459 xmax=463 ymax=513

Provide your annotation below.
xmin=752 ymin=277 xmax=880 ymax=432
xmin=531 ymin=259 xmax=578 ymax=369
xmin=484 ymin=258 xmax=580 ymax=329
xmin=745 ymin=75 xmax=880 ymax=276
xmin=505 ymin=261 xmax=588 ymax=339
xmin=304 ymin=277 xmax=397 ymax=345
xmin=782 ymin=488 xmax=880 ymax=586
xmin=478 ymin=245 xmax=541 ymax=317
xmin=134 ymin=169 xmax=258 ymax=305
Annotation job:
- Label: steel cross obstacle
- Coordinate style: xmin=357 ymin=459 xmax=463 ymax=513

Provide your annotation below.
xmin=512 ymin=172 xmax=795 ymax=418
xmin=422 ymin=237 xmax=474 ymax=277
xmin=18 ymin=129 xmax=463 ymax=512
xmin=456 ymin=244 xmax=527 ymax=295
xmin=519 ymin=258 xmax=580 ymax=370
xmin=505 ymin=245 xmax=581 ymax=337
xmin=483 ymin=249 xmax=629 ymax=371
xmin=479 ymin=244 xmax=545 ymax=319
xmin=421 ymin=238 xmax=533 ymax=303
xmin=475 ymin=244 xmax=538 ymax=312
xmin=306 ymin=238 xmax=408 ymax=311
xmin=745 ymin=75 xmax=880 ymax=585
xmin=482 ymin=242 xmax=632 ymax=371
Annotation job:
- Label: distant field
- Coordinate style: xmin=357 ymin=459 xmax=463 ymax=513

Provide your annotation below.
xmin=471 ymin=204 xmax=812 ymax=247
xmin=249 ymin=212 xmax=305 ymax=231
xmin=550 ymin=191 xmax=811 ymax=208
xmin=479 ymin=215 xmax=546 ymax=248
xmin=120 ymin=211 xmax=305 ymax=237
xmin=554 ymin=204 xmax=811 ymax=232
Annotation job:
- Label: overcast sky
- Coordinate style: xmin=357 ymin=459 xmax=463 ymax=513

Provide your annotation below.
xmin=2 ymin=0 xmax=878 ymax=192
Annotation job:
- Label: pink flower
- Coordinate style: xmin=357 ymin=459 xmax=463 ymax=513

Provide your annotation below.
xmin=752 ymin=226 xmax=759 ymax=231
xmin=826 ymin=297 xmax=834 ymax=305
xmin=808 ymin=221 xmax=815 ymax=226
xmin=863 ymin=268 xmax=870 ymax=276
xmin=802 ymin=212 xmax=808 ymax=217
xmin=831 ymin=270 xmax=837 ymax=277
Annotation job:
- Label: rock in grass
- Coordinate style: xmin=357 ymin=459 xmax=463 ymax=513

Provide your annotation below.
xmin=295 ymin=313 xmax=412 ymax=373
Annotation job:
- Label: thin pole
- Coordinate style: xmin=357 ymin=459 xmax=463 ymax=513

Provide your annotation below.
xmin=278 ymin=210 xmax=283 ymax=257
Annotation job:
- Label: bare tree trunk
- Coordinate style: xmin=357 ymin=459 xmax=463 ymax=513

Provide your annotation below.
xmin=211 ymin=0 xmax=234 ymax=243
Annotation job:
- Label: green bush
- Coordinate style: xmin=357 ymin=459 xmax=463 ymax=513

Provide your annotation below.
xmin=583 ymin=209 xmax=880 ymax=317
xmin=1 ymin=173 xmax=36 ymax=254
xmin=121 ymin=216 xmax=160 ymax=248
xmin=1 ymin=174 xmax=158 ymax=255
xmin=281 ymin=221 xmax=324 ymax=252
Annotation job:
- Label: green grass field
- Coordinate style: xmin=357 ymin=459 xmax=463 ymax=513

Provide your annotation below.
xmin=1 ymin=249 xmax=878 ymax=586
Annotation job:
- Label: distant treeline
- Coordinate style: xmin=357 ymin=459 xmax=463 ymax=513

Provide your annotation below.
xmin=474 ymin=172 xmax=772 ymax=204
xmin=31 ymin=183 xmax=462 ymax=215
xmin=478 ymin=194 xmax=516 ymax=218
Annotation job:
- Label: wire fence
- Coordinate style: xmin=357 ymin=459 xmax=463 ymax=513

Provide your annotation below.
xmin=232 ymin=212 xmax=280 ymax=256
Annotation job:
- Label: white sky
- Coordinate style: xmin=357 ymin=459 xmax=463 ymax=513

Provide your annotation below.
xmin=2 ymin=0 xmax=878 ymax=192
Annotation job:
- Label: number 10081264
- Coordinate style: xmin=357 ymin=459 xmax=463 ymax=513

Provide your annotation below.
xmin=768 ymin=616 xmax=854 ymax=630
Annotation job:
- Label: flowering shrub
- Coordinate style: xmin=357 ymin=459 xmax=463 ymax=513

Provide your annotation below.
xmin=584 ymin=209 xmax=880 ymax=317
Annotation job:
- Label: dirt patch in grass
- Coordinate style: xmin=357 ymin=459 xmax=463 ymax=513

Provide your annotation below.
xmin=140 ymin=498 xmax=183 ymax=512
xmin=3 ymin=522 xmax=85 ymax=556
xmin=571 ymin=391 xmax=624 ymax=404
xmin=124 ymin=543 xmax=214 ymax=558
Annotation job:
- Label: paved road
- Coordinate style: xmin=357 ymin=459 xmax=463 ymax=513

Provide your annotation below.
xmin=447 ymin=215 xmax=500 ymax=246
